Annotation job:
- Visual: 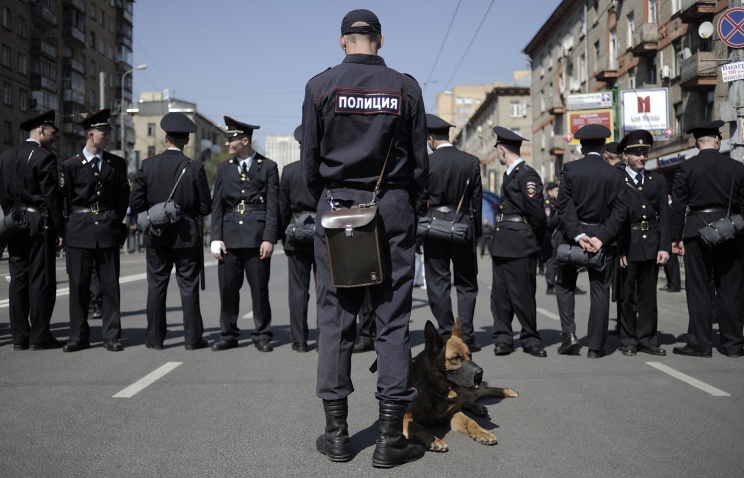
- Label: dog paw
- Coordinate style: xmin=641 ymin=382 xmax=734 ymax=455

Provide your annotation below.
xmin=470 ymin=404 xmax=488 ymax=416
xmin=429 ymin=438 xmax=449 ymax=452
xmin=474 ymin=431 xmax=498 ymax=446
xmin=503 ymin=388 xmax=519 ymax=398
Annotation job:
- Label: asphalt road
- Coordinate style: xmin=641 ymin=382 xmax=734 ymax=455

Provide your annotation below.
xmin=1 ymin=248 xmax=742 ymax=478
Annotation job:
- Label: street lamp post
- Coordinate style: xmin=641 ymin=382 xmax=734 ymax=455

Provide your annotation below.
xmin=120 ymin=63 xmax=148 ymax=161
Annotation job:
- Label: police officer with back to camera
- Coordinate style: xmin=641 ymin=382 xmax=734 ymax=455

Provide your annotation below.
xmin=418 ymin=113 xmax=482 ymax=351
xmin=210 ymin=116 xmax=279 ymax=353
xmin=670 ymin=120 xmax=744 ymax=358
xmin=615 ymin=129 xmax=670 ymax=357
xmin=555 ymin=124 xmax=628 ymax=358
xmin=0 ymin=110 xmax=65 ymax=350
xmin=60 ymin=109 xmax=130 ymax=352
xmin=302 ymin=9 xmax=428 ymax=468
xmin=489 ymin=127 xmax=547 ymax=357
xmin=543 ymin=181 xmax=559 ymax=295
xmin=278 ymin=125 xmax=316 ymax=353
xmin=129 ymin=112 xmax=212 ymax=350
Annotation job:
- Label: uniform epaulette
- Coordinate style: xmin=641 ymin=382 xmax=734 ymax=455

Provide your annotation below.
xmin=403 ymin=73 xmax=420 ymax=85
xmin=309 ymin=67 xmax=332 ymax=81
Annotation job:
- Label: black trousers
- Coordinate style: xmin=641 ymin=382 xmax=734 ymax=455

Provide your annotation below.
xmin=67 ymin=246 xmax=121 ymax=343
xmin=315 ymin=188 xmax=416 ymax=404
xmin=357 ymin=288 xmax=375 ymax=342
xmin=664 ymin=253 xmax=681 ymax=290
xmin=619 ymin=260 xmax=659 ymax=347
xmin=545 ymin=250 xmax=558 ymax=287
xmin=683 ymin=237 xmax=743 ymax=354
xmin=7 ymin=234 xmax=56 ymax=346
xmin=490 ymin=254 xmax=541 ymax=349
xmin=145 ymin=246 xmax=204 ymax=346
xmin=217 ymin=247 xmax=272 ymax=343
xmin=286 ymin=250 xmax=315 ymax=344
xmin=423 ymin=238 xmax=478 ymax=344
xmin=555 ymin=249 xmax=616 ymax=351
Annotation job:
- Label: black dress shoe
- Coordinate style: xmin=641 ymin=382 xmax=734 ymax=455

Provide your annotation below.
xmin=211 ymin=338 xmax=239 ymax=351
xmin=145 ymin=342 xmax=164 ymax=350
xmin=638 ymin=344 xmax=666 ymax=356
xmin=546 ymin=286 xmax=556 ymax=295
xmin=30 ymin=338 xmax=65 ymax=350
xmin=493 ymin=343 xmax=514 ymax=356
xmin=672 ymin=345 xmax=712 ymax=358
xmin=523 ymin=345 xmax=547 ymax=357
xmin=13 ymin=343 xmax=29 ymax=351
xmin=465 ymin=342 xmax=482 ymax=353
xmin=185 ymin=339 xmax=208 ymax=350
xmin=620 ymin=344 xmax=637 ymax=356
xmin=587 ymin=349 xmax=605 ymax=358
xmin=63 ymin=341 xmax=90 ymax=353
xmin=103 ymin=339 xmax=124 ymax=352
xmin=574 ymin=286 xmax=587 ymax=295
xmin=292 ymin=342 xmax=309 ymax=353
xmin=557 ymin=333 xmax=580 ymax=355
xmin=666 ymin=288 xmax=681 ymax=293
xmin=352 ymin=339 xmax=373 ymax=353
xmin=255 ymin=339 xmax=273 ymax=352
xmin=724 ymin=349 xmax=743 ymax=358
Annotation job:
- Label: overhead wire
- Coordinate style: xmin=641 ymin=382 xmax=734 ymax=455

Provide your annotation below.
xmin=423 ymin=0 xmax=462 ymax=93
xmin=443 ymin=0 xmax=496 ymax=92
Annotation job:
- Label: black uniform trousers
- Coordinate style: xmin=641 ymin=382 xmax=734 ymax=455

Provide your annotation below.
xmin=664 ymin=254 xmax=681 ymax=290
xmin=683 ymin=237 xmax=744 ymax=354
xmin=145 ymin=245 xmax=204 ymax=346
xmin=357 ymin=289 xmax=375 ymax=343
xmin=66 ymin=246 xmax=121 ymax=343
xmin=490 ymin=254 xmax=541 ymax=349
xmin=7 ymin=235 xmax=56 ymax=346
xmin=423 ymin=239 xmax=478 ymax=344
xmin=619 ymin=260 xmax=659 ymax=347
xmin=555 ymin=249 xmax=616 ymax=351
xmin=286 ymin=250 xmax=315 ymax=344
xmin=315 ymin=188 xmax=416 ymax=404
xmin=545 ymin=251 xmax=558 ymax=288
xmin=217 ymin=248 xmax=272 ymax=343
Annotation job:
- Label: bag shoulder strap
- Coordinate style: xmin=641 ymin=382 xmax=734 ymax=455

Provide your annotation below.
xmin=167 ymin=160 xmax=191 ymax=201
xmin=599 ymin=169 xmax=621 ymax=224
xmin=15 ymin=148 xmax=36 ymax=203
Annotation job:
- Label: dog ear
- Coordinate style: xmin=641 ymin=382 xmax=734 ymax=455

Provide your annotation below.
xmin=452 ymin=317 xmax=462 ymax=339
xmin=424 ymin=320 xmax=443 ymax=355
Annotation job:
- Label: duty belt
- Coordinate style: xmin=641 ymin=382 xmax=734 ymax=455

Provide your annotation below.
xmin=13 ymin=204 xmax=44 ymax=215
xmin=234 ymin=203 xmax=265 ymax=214
xmin=580 ymin=221 xmax=599 ymax=227
xmin=690 ymin=207 xmax=727 ymax=214
xmin=497 ymin=214 xmax=528 ymax=224
xmin=432 ymin=205 xmax=458 ymax=213
xmin=71 ymin=202 xmax=110 ymax=214
xmin=630 ymin=220 xmax=658 ymax=231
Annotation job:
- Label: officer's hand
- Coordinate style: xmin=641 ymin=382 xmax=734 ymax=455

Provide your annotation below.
xmin=657 ymin=250 xmax=670 ymax=265
xmin=619 ymin=256 xmax=627 ymax=268
xmin=259 ymin=241 xmax=274 ymax=259
xmin=57 ymin=237 xmax=64 ymax=249
xmin=589 ymin=237 xmax=603 ymax=251
xmin=578 ymin=235 xmax=596 ymax=253
xmin=211 ymin=241 xmax=226 ymax=261
xmin=672 ymin=241 xmax=685 ymax=256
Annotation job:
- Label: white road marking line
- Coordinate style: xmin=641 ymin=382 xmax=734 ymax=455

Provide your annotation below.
xmin=646 ymin=362 xmax=731 ymax=397
xmin=113 ymin=362 xmax=182 ymax=398
xmin=536 ymin=307 xmax=560 ymax=321
xmin=0 ymin=262 xmax=218 ymax=309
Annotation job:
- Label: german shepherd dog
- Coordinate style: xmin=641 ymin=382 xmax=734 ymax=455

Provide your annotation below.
xmin=404 ymin=318 xmax=519 ymax=451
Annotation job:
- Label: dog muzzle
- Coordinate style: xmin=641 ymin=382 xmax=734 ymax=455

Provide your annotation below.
xmin=446 ymin=361 xmax=483 ymax=389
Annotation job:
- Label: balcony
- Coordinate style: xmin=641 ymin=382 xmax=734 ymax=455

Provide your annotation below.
xmin=680 ymin=51 xmax=717 ymax=90
xmin=547 ymin=96 xmax=566 ymax=115
xmin=63 ymin=0 xmax=86 ymax=13
xmin=62 ymin=122 xmax=85 ymax=138
xmin=117 ymin=6 xmax=133 ymax=25
xmin=117 ymin=33 xmax=133 ymax=49
xmin=31 ymin=39 xmax=58 ymax=59
xmin=32 ymin=4 xmax=58 ymax=28
xmin=594 ymin=57 xmax=619 ymax=82
xmin=63 ymin=57 xmax=85 ymax=74
xmin=63 ymin=24 xmax=86 ymax=47
xmin=679 ymin=0 xmax=717 ymax=23
xmin=631 ymin=24 xmax=659 ymax=56
xmin=31 ymin=75 xmax=57 ymax=92
xmin=549 ymin=136 xmax=567 ymax=155
xmin=63 ymin=90 xmax=85 ymax=106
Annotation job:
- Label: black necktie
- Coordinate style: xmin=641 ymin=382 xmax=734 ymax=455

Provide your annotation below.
xmin=241 ymin=161 xmax=248 ymax=176
xmin=91 ymin=156 xmax=100 ymax=170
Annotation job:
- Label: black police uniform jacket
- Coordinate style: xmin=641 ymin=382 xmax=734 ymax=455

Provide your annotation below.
xmin=670 ymin=148 xmax=744 ymax=241
xmin=129 ymin=149 xmax=212 ymax=248
xmin=61 ymin=151 xmax=129 ymax=248
xmin=557 ymin=153 xmax=628 ymax=246
xmin=491 ymin=162 xmax=547 ymax=258
xmin=619 ymin=170 xmax=671 ymax=261
xmin=279 ymin=160 xmax=316 ymax=253
xmin=0 ymin=140 xmax=64 ymax=238
xmin=417 ymin=145 xmax=482 ymax=239
xmin=211 ymin=152 xmax=279 ymax=248
xmin=301 ymin=54 xmax=428 ymax=204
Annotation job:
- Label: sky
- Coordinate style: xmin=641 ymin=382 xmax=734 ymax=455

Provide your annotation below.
xmin=132 ymin=0 xmax=556 ymax=149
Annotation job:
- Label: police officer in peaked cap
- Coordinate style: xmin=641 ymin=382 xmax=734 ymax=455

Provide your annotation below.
xmin=670 ymin=120 xmax=744 ymax=358
xmin=554 ymin=124 xmax=628 ymax=358
xmin=210 ymin=116 xmax=279 ymax=352
xmin=60 ymin=109 xmax=130 ymax=352
xmin=129 ymin=112 xmax=212 ymax=350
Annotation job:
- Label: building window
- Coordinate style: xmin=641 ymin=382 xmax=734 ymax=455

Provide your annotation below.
xmin=594 ymin=41 xmax=600 ymax=72
xmin=674 ymin=102 xmax=683 ymax=135
xmin=19 ymin=89 xmax=27 ymax=111
xmin=649 ymin=0 xmax=658 ymax=23
xmin=700 ymin=37 xmax=712 ymax=52
xmin=580 ymin=53 xmax=586 ymax=82
xmin=627 ymin=12 xmax=635 ymax=49
xmin=100 ymin=8 xmax=105 ymax=25
xmin=89 ymin=59 xmax=96 ymax=78
xmin=673 ymin=41 xmax=683 ymax=78
xmin=147 ymin=146 xmax=156 ymax=157
xmin=609 ymin=28 xmax=617 ymax=69
xmin=510 ymin=100 xmax=522 ymax=118
xmin=3 ymin=83 xmax=11 ymax=106
xmin=3 ymin=120 xmax=12 ymax=144
xmin=705 ymin=91 xmax=715 ymax=123
xmin=89 ymin=31 xmax=96 ymax=48
xmin=90 ymin=2 xmax=96 ymax=19
xmin=99 ymin=38 xmax=105 ymax=55
xmin=511 ymin=128 xmax=522 ymax=138
xmin=1 ymin=44 xmax=9 ymax=68
xmin=17 ymin=51 xmax=26 ymax=74
xmin=629 ymin=70 xmax=637 ymax=89
xmin=647 ymin=56 xmax=657 ymax=84
xmin=147 ymin=123 xmax=156 ymax=136
xmin=2 ymin=6 xmax=10 ymax=29
xmin=456 ymin=106 xmax=471 ymax=114
xmin=109 ymin=18 xmax=114 ymax=33
xmin=672 ymin=0 xmax=682 ymax=14
xmin=18 ymin=16 xmax=26 ymax=38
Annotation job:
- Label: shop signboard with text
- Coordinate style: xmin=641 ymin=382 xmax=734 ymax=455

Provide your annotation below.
xmin=621 ymin=88 xmax=670 ymax=141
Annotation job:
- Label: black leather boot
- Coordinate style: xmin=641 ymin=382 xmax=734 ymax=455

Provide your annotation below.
xmin=372 ymin=401 xmax=425 ymax=468
xmin=316 ymin=398 xmax=350 ymax=462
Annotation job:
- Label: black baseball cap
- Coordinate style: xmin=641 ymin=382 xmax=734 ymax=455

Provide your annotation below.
xmin=341 ymin=9 xmax=381 ymax=35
